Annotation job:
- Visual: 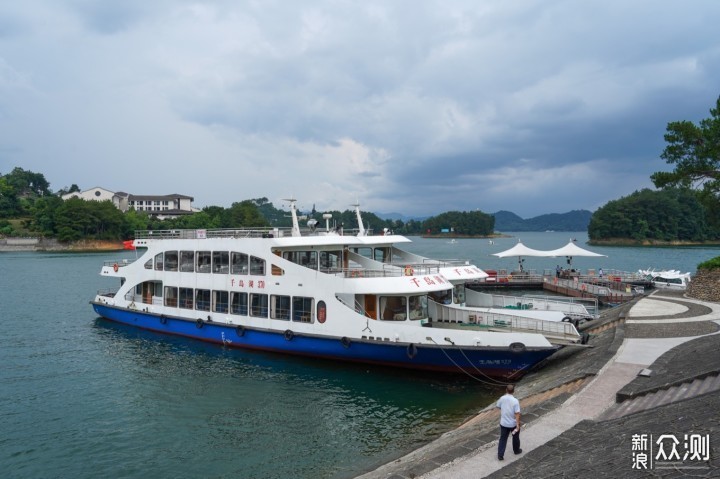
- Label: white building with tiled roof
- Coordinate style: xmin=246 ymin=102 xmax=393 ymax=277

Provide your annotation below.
xmin=62 ymin=188 xmax=198 ymax=219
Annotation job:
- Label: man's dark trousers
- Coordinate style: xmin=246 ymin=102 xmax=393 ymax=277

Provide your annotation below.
xmin=498 ymin=425 xmax=520 ymax=458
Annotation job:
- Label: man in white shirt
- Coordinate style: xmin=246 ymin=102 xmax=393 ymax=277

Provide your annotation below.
xmin=496 ymin=384 xmax=522 ymax=460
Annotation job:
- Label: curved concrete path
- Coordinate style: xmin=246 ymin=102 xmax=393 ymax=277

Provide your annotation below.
xmin=418 ymin=291 xmax=720 ymax=479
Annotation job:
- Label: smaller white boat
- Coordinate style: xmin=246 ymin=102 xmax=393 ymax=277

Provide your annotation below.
xmin=448 ymin=239 xmax=457 ymax=244
xmin=639 ymin=269 xmax=692 ymax=290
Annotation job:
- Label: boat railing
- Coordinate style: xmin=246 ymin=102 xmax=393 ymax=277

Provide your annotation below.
xmin=103 ymin=259 xmax=135 ymax=268
xmin=523 ymin=294 xmax=598 ymax=319
xmin=97 ymin=288 xmax=118 ymax=297
xmin=430 ymin=302 xmax=580 ymax=342
xmin=421 ymin=258 xmax=473 ymax=267
xmin=467 ymin=289 xmax=596 ymax=318
xmin=133 ymin=227 xmax=370 ymax=240
xmin=341 ymin=264 xmax=441 ymax=278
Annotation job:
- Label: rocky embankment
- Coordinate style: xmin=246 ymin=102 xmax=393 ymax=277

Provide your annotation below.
xmin=0 ymin=238 xmax=123 ymax=252
xmin=687 ymin=269 xmax=720 ymax=302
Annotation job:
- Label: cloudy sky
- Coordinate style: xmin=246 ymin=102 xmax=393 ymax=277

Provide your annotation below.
xmin=1 ymin=1 xmax=719 ymax=218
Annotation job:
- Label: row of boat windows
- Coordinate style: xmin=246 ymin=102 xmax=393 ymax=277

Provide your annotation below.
xmin=162 ymin=286 xmax=320 ymax=322
xmin=281 ymin=247 xmax=391 ymax=270
xmin=146 ymin=246 xmax=394 ymax=275
xmin=146 ymin=251 xmax=266 ymax=275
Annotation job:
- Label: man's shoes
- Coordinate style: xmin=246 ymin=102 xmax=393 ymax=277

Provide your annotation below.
xmin=514 ymin=449 xmax=523 ymax=455
xmin=498 ymin=456 xmax=504 ymax=460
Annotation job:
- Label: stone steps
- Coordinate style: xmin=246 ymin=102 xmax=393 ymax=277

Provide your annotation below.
xmin=602 ymin=373 xmax=720 ymax=420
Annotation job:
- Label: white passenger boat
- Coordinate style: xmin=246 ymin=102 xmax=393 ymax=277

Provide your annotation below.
xmin=92 ymin=201 xmax=582 ymax=380
xmin=639 ymin=269 xmax=692 ymax=291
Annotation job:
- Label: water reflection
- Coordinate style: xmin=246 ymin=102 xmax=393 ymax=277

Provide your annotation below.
xmin=92 ymin=318 xmax=497 ymax=479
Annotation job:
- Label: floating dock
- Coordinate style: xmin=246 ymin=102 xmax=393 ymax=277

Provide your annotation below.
xmin=468 ymin=270 xmax=651 ymax=306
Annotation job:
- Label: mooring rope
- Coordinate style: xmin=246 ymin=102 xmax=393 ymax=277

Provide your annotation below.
xmin=426 ymin=338 xmax=511 ymax=387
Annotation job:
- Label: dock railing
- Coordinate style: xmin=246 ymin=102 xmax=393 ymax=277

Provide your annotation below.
xmin=428 ymin=301 xmax=581 ymax=343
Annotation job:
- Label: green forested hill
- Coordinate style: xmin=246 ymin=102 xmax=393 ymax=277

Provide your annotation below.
xmin=493 ymin=210 xmax=592 ymax=232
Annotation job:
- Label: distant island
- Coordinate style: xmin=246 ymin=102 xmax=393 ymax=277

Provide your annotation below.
xmin=492 ymin=210 xmax=592 ymax=232
xmin=378 ymin=209 xmax=592 ymax=233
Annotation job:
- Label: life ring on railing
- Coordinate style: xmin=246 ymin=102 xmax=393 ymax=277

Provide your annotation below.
xmin=113 ymin=263 xmax=119 ymax=272
xmin=404 ymin=265 xmax=414 ymax=276
xmin=284 ymin=329 xmax=294 ymax=341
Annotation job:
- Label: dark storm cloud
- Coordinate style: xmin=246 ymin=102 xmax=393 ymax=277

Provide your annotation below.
xmin=1 ymin=0 xmax=719 ymax=216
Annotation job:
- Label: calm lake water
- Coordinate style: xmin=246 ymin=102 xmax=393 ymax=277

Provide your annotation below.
xmin=2 ymin=233 xmax=718 ymax=479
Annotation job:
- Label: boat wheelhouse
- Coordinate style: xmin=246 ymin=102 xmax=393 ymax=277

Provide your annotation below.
xmin=92 ymin=201 xmax=581 ymax=379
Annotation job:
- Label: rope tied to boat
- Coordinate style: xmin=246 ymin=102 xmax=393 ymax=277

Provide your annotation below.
xmin=424 ymin=337 xmax=520 ymax=386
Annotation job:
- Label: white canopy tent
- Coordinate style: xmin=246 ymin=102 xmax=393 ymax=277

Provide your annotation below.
xmin=545 ymin=240 xmax=606 ymax=268
xmin=492 ymin=240 xmax=553 ymax=271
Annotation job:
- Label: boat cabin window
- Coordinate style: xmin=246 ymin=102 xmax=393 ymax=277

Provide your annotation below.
xmin=250 ymin=293 xmax=268 ymax=317
xmin=180 ymin=251 xmax=194 ymax=272
xmin=453 ymin=284 xmax=466 ymax=304
xmin=380 ymin=296 xmax=407 ymax=321
xmin=195 ymin=289 xmax=211 ymax=311
xmin=154 ymin=252 xmax=164 ymax=271
xmin=319 ymin=251 xmax=342 ymax=272
xmin=231 ymin=252 xmax=248 ymax=275
xmin=271 ymin=295 xmax=291 ymax=320
xmin=145 ymin=258 xmax=153 ymax=269
xmin=164 ymin=251 xmax=178 ymax=272
xmin=374 ymin=247 xmax=391 ymax=263
xmin=197 ymin=251 xmax=211 ymax=273
xmin=164 ymin=286 xmax=178 ymax=307
xmin=353 ymin=247 xmax=373 ymax=259
xmin=213 ymin=291 xmax=229 ymax=313
xmin=230 ymin=292 xmax=248 ymax=316
xmin=250 ymin=256 xmax=265 ymax=276
xmin=179 ymin=287 xmax=194 ymax=309
xmin=429 ymin=290 xmax=452 ymax=304
xmin=293 ymin=297 xmax=314 ymax=323
xmin=408 ymin=295 xmax=428 ymax=320
xmin=213 ymin=251 xmax=229 ymax=274
xmin=283 ymin=251 xmax=318 ymax=270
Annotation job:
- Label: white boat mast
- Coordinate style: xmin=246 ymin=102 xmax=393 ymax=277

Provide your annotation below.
xmin=283 ymin=198 xmax=302 ymax=237
xmin=353 ymin=201 xmax=367 ymax=237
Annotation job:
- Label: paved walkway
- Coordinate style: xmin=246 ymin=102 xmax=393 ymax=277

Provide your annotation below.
xmin=357 ymin=290 xmax=720 ymax=479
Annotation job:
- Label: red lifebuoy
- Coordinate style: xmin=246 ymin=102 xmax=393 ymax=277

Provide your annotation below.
xmin=404 ymin=266 xmax=414 ymax=276
xmin=113 ymin=263 xmax=119 ymax=272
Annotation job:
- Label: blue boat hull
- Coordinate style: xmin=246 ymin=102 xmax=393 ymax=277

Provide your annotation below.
xmin=91 ymin=303 xmax=559 ymax=380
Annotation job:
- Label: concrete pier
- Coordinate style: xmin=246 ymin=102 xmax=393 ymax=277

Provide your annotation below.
xmin=356 ymin=289 xmax=720 ymax=478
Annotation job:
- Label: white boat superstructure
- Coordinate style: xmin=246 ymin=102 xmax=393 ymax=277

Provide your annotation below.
xmin=91 ymin=201 xmax=583 ymax=379
xmin=639 ymin=269 xmax=692 ymax=290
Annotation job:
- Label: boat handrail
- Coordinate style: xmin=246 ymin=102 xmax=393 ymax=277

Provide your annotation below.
xmin=97 ymin=288 xmax=118 ymax=297
xmin=430 ymin=301 xmax=581 ymax=341
xmin=103 ymin=259 xmax=135 ymax=268
xmin=133 ymin=227 xmax=371 ymax=240
xmin=341 ymin=264 xmax=441 ymax=278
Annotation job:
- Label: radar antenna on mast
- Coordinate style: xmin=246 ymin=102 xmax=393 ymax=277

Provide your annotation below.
xmin=352 ymin=201 xmax=367 ymax=237
xmin=282 ymin=197 xmax=301 ymax=237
